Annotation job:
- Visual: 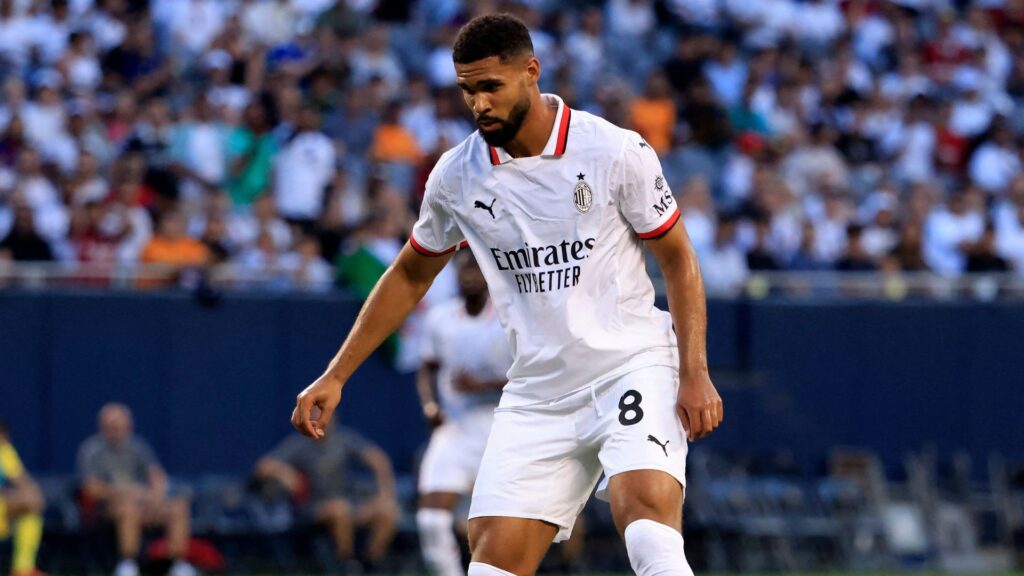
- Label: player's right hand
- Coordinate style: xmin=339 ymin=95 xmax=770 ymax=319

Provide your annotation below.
xmin=292 ymin=373 xmax=344 ymax=439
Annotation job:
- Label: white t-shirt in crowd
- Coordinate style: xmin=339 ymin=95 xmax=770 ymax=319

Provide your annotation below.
xmin=274 ymin=131 xmax=336 ymax=220
xmin=411 ymin=95 xmax=680 ymax=405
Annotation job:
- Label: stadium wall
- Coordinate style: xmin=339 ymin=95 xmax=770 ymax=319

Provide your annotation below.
xmin=1 ymin=292 xmax=1021 ymax=476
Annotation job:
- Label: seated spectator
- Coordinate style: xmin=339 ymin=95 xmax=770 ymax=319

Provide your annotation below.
xmin=370 ymin=101 xmax=422 ymax=165
xmin=0 ymin=420 xmax=45 ymax=576
xmin=140 ymin=211 xmax=210 ymax=287
xmin=746 ymin=215 xmax=780 ymax=271
xmin=966 ymin=223 xmax=1011 ymax=273
xmin=77 ymin=403 xmax=196 ymax=576
xmin=699 ymin=212 xmax=749 ymax=295
xmin=837 ymin=224 xmax=878 ymax=272
xmin=0 ymin=203 xmax=52 ymax=262
xmin=254 ymin=425 xmax=399 ymax=570
xmin=630 ymin=71 xmax=677 ymax=155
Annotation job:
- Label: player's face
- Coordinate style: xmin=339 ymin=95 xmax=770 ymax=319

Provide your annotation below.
xmin=455 ymin=55 xmax=538 ymax=147
xmin=457 ymin=259 xmax=487 ymax=298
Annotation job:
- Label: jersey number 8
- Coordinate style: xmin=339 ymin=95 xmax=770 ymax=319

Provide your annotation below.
xmin=618 ymin=390 xmax=644 ymax=426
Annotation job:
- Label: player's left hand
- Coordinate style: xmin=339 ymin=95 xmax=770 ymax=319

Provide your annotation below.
xmin=676 ymin=371 xmax=723 ymax=442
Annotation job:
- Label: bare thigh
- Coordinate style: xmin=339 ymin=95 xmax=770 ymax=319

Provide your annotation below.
xmin=467 ymin=516 xmax=559 ymax=575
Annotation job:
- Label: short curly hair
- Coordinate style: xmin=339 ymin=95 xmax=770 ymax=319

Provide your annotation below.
xmin=453 ymin=13 xmax=534 ymax=65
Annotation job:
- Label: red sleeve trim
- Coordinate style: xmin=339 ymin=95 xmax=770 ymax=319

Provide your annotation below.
xmin=636 ymin=208 xmax=681 ymax=239
xmin=409 ymin=235 xmax=467 ymax=257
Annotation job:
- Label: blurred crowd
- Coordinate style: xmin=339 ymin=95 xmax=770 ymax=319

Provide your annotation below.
xmin=2 ymin=0 xmax=1024 ymax=293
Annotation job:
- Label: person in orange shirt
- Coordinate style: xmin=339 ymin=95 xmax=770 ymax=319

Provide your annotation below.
xmin=139 ymin=210 xmax=210 ymax=288
xmin=369 ymin=101 xmax=422 ymax=165
xmin=629 ymin=72 xmax=677 ymax=155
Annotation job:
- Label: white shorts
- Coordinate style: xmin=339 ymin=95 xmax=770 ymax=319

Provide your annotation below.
xmin=468 ymin=365 xmax=687 ymax=542
xmin=418 ymin=407 xmax=496 ymax=494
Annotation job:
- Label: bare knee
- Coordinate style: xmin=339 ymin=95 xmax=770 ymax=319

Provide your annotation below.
xmin=467 ymin=516 xmax=557 ymax=575
xmin=318 ymin=499 xmax=352 ymax=522
xmin=609 ymin=471 xmax=683 ymax=534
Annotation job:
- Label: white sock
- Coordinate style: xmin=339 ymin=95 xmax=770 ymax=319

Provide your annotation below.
xmin=115 ymin=559 xmax=139 ymax=576
xmin=623 ymin=519 xmax=694 ymax=576
xmin=417 ymin=509 xmax=465 ymax=576
xmin=467 ymin=561 xmax=516 ymax=576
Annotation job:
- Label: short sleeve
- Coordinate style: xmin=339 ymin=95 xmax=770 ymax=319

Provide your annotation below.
xmin=133 ymin=439 xmax=160 ymax=472
xmin=0 ymin=442 xmax=24 ymax=480
xmin=270 ymin=434 xmax=307 ymax=466
xmin=410 ymin=164 xmax=465 ymax=256
xmin=618 ymin=137 xmax=680 ymax=239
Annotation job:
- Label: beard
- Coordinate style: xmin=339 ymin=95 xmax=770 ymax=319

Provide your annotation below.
xmin=477 ymin=96 xmax=531 ymax=147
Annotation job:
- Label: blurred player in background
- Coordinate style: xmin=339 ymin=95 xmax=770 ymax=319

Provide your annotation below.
xmin=254 ymin=425 xmax=399 ymax=570
xmin=76 ymin=404 xmax=196 ymax=576
xmin=415 ymin=254 xmax=508 ymax=576
xmin=294 ymin=13 xmax=722 ymax=576
xmin=0 ymin=421 xmax=44 ymax=576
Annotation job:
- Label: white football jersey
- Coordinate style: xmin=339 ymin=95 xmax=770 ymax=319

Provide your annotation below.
xmin=421 ymin=298 xmax=510 ymax=419
xmin=411 ymin=94 xmax=680 ymax=405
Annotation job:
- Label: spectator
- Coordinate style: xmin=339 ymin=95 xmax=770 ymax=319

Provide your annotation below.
xmin=140 ymin=210 xmax=210 ymax=286
xmin=746 ymin=215 xmax=780 ymax=271
xmin=226 ymin=98 xmax=277 ymax=207
xmin=924 ymin=188 xmax=986 ymax=276
xmin=370 ymin=101 xmax=423 ymax=166
xmin=77 ymin=403 xmax=196 ymax=576
xmin=630 ymin=72 xmax=676 ymax=155
xmin=699 ymin=212 xmax=749 ymax=295
xmin=0 ymin=419 xmax=45 ymax=576
xmin=968 ymin=121 xmax=1021 ymax=195
xmin=274 ymin=105 xmax=335 ymax=227
xmin=837 ymin=224 xmax=878 ymax=272
xmin=254 ymin=425 xmax=399 ymax=570
xmin=966 ymin=223 xmax=1011 ymax=273
xmin=0 ymin=202 xmax=53 ymax=262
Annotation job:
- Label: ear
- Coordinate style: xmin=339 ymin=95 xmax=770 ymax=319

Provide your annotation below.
xmin=524 ymin=56 xmax=541 ymax=87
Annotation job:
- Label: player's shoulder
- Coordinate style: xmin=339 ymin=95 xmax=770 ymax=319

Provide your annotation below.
xmin=567 ymin=109 xmax=648 ymax=160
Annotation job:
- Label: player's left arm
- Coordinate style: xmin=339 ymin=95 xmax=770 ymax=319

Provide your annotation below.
xmin=646 ymin=221 xmax=724 ymax=441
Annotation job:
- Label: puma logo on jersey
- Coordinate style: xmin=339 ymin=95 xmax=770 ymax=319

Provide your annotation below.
xmin=647 ymin=434 xmax=669 ymax=457
xmin=475 ymin=198 xmax=497 ymax=219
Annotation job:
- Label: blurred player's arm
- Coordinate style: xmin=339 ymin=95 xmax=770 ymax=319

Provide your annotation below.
xmin=293 ymin=245 xmax=454 ymax=438
xmin=646 ymin=221 xmax=724 ymax=441
xmin=416 ymin=360 xmax=444 ymax=428
xmin=453 ymin=371 xmax=506 ymax=393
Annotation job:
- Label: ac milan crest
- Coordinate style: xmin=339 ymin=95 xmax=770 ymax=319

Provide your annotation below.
xmin=574 ymin=172 xmax=593 ymax=213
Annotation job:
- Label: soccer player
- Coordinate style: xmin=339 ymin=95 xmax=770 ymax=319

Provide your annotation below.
xmin=0 ymin=421 xmax=45 ymax=576
xmin=292 ymin=14 xmax=723 ymax=576
xmin=416 ymin=254 xmax=509 ymax=576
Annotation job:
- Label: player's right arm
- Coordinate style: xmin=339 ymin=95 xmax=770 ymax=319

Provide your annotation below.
xmin=292 ymin=245 xmax=455 ymax=439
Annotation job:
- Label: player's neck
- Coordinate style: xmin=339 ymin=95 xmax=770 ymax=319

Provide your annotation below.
xmin=464 ymin=294 xmax=487 ymax=317
xmin=502 ymin=95 xmax=557 ymax=159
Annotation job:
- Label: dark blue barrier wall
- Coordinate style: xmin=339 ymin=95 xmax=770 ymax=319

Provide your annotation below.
xmin=1 ymin=291 xmax=1022 ymax=476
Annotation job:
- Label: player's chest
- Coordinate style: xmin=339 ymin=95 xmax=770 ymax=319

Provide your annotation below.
xmin=456 ymin=164 xmax=614 ymax=244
